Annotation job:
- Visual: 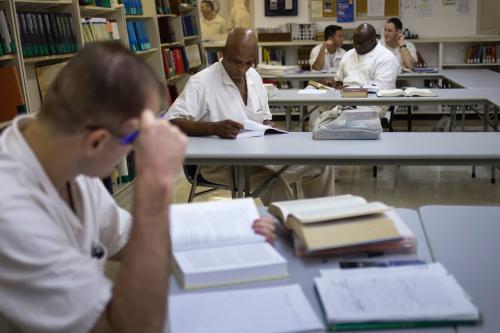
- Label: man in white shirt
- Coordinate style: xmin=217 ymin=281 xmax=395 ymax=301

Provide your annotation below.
xmin=200 ymin=0 xmax=227 ymax=37
xmin=335 ymin=23 xmax=399 ymax=118
xmin=379 ymin=17 xmax=417 ymax=71
xmin=168 ymin=28 xmax=335 ymax=205
xmin=310 ymin=25 xmax=346 ymax=72
xmin=0 ymin=42 xmax=275 ymax=333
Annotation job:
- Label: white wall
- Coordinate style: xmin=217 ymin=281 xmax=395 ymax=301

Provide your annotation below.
xmin=253 ymin=1 xmax=478 ymax=38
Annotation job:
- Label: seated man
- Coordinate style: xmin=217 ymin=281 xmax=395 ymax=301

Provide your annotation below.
xmin=168 ymin=28 xmax=335 ymax=205
xmin=0 ymin=42 xmax=275 ymax=332
xmin=379 ymin=17 xmax=417 ymax=71
xmin=335 ymin=23 xmax=399 ymax=118
xmin=309 ymin=25 xmax=346 ymax=72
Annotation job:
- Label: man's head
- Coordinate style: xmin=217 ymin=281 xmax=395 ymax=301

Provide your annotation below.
xmin=221 ymin=28 xmax=257 ymax=82
xmin=38 ymin=42 xmax=163 ymax=177
xmin=324 ymin=25 xmax=344 ymax=53
xmin=352 ymin=23 xmax=377 ymax=55
xmin=384 ymin=17 xmax=403 ymax=44
xmin=201 ymin=1 xmax=215 ymax=18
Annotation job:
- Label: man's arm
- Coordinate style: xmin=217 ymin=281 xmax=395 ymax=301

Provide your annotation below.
xmin=91 ymin=111 xmax=187 ymax=333
xmin=397 ymin=34 xmax=417 ymax=70
xmin=310 ymin=43 xmax=328 ymax=71
xmin=170 ymin=118 xmax=243 ymax=139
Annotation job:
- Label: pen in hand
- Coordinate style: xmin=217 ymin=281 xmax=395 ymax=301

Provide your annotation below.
xmin=120 ymin=111 xmax=168 ymax=145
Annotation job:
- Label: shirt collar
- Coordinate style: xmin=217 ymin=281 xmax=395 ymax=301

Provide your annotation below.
xmin=219 ymin=60 xmax=255 ymax=88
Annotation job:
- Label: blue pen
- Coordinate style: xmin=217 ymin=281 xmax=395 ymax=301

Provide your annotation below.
xmin=120 ymin=111 xmax=168 ymax=145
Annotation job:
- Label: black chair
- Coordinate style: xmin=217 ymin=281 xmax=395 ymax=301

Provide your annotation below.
xmin=183 ymin=165 xmax=237 ymax=202
xmin=373 ymin=106 xmax=396 ymax=177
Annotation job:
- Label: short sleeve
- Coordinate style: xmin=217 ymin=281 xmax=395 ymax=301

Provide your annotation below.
xmin=0 ymin=202 xmax=112 ymax=333
xmin=166 ymin=75 xmax=206 ymax=121
xmin=309 ymin=45 xmax=321 ymax=71
xmin=335 ymin=55 xmax=347 ymax=82
xmin=407 ymin=42 xmax=418 ymax=61
xmin=252 ymin=71 xmax=272 ymax=120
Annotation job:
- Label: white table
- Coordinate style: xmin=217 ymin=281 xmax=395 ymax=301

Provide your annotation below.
xmin=419 ymin=205 xmax=500 ymax=333
xmin=260 ymin=70 xmax=444 ymax=82
xmin=441 ymin=69 xmax=500 ymax=88
xmin=185 ymin=132 xmax=500 ymax=197
xmin=167 ymin=208 xmax=451 ymax=333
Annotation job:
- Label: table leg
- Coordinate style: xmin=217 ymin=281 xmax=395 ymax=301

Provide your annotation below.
xmin=244 ymin=166 xmax=251 ymax=197
xmin=286 ymin=106 xmax=292 ymax=131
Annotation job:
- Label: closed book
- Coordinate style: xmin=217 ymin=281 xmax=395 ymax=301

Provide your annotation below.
xmin=0 ymin=66 xmax=24 ymax=122
xmin=170 ymin=198 xmax=288 ymax=290
xmin=0 ymin=10 xmax=14 ymax=54
xmin=341 ymin=87 xmax=368 ymax=98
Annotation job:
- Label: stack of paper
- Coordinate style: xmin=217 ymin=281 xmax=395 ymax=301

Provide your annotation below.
xmin=315 ymin=263 xmax=480 ymax=330
xmin=169 ymin=284 xmax=324 ymax=333
xmin=269 ymin=195 xmax=416 ymax=256
xmin=256 ymin=64 xmax=301 ymax=76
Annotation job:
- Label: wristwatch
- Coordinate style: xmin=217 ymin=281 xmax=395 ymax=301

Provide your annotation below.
xmin=400 ymin=44 xmax=407 ymax=48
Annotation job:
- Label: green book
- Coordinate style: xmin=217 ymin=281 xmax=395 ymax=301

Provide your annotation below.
xmin=329 ymin=319 xmax=480 ymax=331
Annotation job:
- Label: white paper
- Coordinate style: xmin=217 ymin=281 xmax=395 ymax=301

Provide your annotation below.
xmin=311 ymin=0 xmax=322 ymax=18
xmin=417 ymin=0 xmax=433 ymax=16
xmin=169 ymin=284 xmax=324 ymax=333
xmin=316 ymin=263 xmax=479 ymax=323
xmin=457 ymin=0 xmax=472 ymax=15
xmin=170 ymin=198 xmax=263 ymax=252
xmin=298 ymin=89 xmax=328 ymax=94
xmin=401 ymin=0 xmax=418 ymax=17
xmin=367 ymin=0 xmax=385 ymax=17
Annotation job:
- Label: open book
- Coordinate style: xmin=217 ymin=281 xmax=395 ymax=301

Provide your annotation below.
xmin=315 ymin=263 xmax=480 ymax=330
xmin=377 ymin=87 xmax=437 ymax=97
xmin=170 ymin=198 xmax=287 ymax=289
xmin=236 ymin=119 xmax=287 ymax=139
xmin=269 ymin=195 xmax=406 ymax=252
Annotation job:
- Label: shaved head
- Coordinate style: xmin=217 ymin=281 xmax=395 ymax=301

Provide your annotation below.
xmin=222 ymin=28 xmax=258 ymax=82
xmin=352 ymin=23 xmax=377 ymax=55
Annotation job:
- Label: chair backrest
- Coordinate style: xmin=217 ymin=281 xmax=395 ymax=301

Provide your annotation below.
xmin=183 ymin=165 xmax=198 ymax=184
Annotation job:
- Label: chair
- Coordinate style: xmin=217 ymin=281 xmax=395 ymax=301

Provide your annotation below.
xmin=183 ymin=165 xmax=237 ymax=202
xmin=373 ymin=106 xmax=396 ymax=177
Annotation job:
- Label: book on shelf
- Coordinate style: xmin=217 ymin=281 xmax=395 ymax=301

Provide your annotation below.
xmin=0 ymin=66 xmax=24 ymax=122
xmin=465 ymin=44 xmax=499 ymax=64
xmin=269 ymin=195 xmax=412 ymax=252
xmin=123 ymin=0 xmax=143 ymax=15
xmin=157 ymin=16 xmax=177 ymax=43
xmin=169 ymin=285 xmax=323 ymax=333
xmin=181 ymin=15 xmax=198 ymax=37
xmin=341 ymin=87 xmax=368 ymax=98
xmin=376 ymin=87 xmax=437 ymax=97
xmin=81 ymin=18 xmax=120 ymax=44
xmin=236 ymin=119 xmax=287 ymax=139
xmin=162 ymin=47 xmax=187 ymax=78
xmin=102 ymin=152 xmax=136 ymax=194
xmin=126 ymin=20 xmax=150 ymax=52
xmin=0 ymin=9 xmax=16 ymax=56
xmin=170 ymin=198 xmax=288 ymax=290
xmin=184 ymin=43 xmax=201 ymax=68
xmin=35 ymin=61 xmax=68 ymax=101
xmin=315 ymin=263 xmax=480 ymax=331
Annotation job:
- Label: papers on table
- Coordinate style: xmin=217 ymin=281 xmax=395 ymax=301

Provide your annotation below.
xmin=298 ymin=89 xmax=328 ymax=95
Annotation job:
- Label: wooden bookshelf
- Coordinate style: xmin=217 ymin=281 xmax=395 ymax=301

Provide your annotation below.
xmin=0 ymin=54 xmax=14 ymax=61
xmin=134 ymin=47 xmax=158 ymax=56
xmin=166 ymin=73 xmax=188 ymax=83
xmin=14 ymin=0 xmax=72 ymax=10
xmin=125 ymin=14 xmax=153 ymax=19
xmin=156 ymin=13 xmax=176 ymax=18
xmin=184 ymin=35 xmax=200 ymax=41
xmin=23 ymin=53 xmax=75 ymax=64
xmin=79 ymin=5 xmax=117 ymax=15
xmin=161 ymin=41 xmax=184 ymax=47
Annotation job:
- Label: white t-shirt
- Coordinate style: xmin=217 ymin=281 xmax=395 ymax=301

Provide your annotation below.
xmin=167 ymin=60 xmax=272 ymax=123
xmin=309 ymin=43 xmax=346 ymax=72
xmin=379 ymin=38 xmax=417 ymax=72
xmin=0 ymin=116 xmax=131 ymax=333
xmin=201 ymin=15 xmax=226 ymax=37
xmin=335 ymin=42 xmax=399 ymax=117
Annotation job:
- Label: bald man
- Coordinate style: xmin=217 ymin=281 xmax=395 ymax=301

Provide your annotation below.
xmin=167 ymin=28 xmax=334 ymax=205
xmin=335 ymin=24 xmax=399 ymax=118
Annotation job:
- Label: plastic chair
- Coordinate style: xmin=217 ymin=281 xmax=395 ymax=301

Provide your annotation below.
xmin=183 ymin=165 xmax=237 ymax=202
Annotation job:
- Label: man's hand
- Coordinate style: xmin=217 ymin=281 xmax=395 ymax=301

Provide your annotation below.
xmin=334 ymin=81 xmax=344 ymax=90
xmin=263 ymin=119 xmax=276 ymax=128
xmin=252 ymin=217 xmax=276 ymax=245
xmin=212 ymin=119 xmax=243 ymax=139
xmin=134 ymin=110 xmax=187 ymax=187
xmin=324 ymin=39 xmax=335 ymax=52
xmin=397 ymin=33 xmax=406 ymax=47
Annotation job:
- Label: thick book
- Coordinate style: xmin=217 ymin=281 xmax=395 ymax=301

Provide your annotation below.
xmin=315 ymin=263 xmax=480 ymax=331
xmin=170 ymin=198 xmax=288 ymax=289
xmin=236 ymin=119 xmax=287 ymax=139
xmin=169 ymin=284 xmax=323 ymax=333
xmin=341 ymin=87 xmax=368 ymax=98
xmin=269 ymin=195 xmax=404 ymax=252
xmin=377 ymin=87 xmax=437 ymax=97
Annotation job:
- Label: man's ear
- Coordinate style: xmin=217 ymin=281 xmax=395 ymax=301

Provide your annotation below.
xmin=83 ymin=129 xmax=111 ymax=156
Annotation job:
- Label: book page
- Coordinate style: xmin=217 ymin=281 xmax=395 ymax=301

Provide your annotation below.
xmin=291 ymin=201 xmax=390 ymax=224
xmin=376 ymin=89 xmax=405 ymax=97
xmin=315 ymin=263 xmax=479 ymax=323
xmin=169 ymin=284 xmax=323 ymax=333
xmin=404 ymin=87 xmax=437 ymax=97
xmin=170 ymin=198 xmax=263 ymax=252
xmin=269 ymin=194 xmax=363 ymax=222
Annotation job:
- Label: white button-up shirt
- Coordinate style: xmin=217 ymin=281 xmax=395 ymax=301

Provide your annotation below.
xmin=0 ymin=116 xmax=131 ymax=333
xmin=167 ymin=60 xmax=272 ymax=124
xmin=309 ymin=44 xmax=346 ymax=72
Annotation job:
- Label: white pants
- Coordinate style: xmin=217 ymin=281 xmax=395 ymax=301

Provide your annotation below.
xmin=200 ymin=165 xmax=335 ymax=206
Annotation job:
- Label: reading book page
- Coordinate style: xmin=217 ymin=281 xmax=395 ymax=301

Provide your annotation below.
xmin=269 ymin=194 xmax=363 ymax=222
xmin=169 ymin=284 xmax=323 ymax=333
xmin=404 ymin=87 xmax=437 ymax=97
xmin=315 ymin=263 xmax=480 ymax=323
xmin=236 ymin=119 xmax=287 ymax=138
xmin=170 ymin=198 xmax=263 ymax=252
xmin=290 ymin=201 xmax=390 ymax=224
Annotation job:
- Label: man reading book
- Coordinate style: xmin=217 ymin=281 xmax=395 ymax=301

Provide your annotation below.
xmin=167 ymin=28 xmax=334 ymax=205
xmin=0 ymin=42 xmax=276 ymax=333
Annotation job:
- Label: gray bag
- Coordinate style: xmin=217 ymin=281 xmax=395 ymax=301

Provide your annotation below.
xmin=313 ymin=107 xmax=383 ymax=140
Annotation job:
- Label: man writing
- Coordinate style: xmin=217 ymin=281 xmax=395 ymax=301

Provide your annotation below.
xmin=168 ymin=28 xmax=335 ymax=205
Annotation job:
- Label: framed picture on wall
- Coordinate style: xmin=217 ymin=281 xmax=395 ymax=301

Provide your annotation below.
xmin=264 ymin=0 xmax=298 ymax=16
xmin=199 ymin=0 xmax=254 ymax=40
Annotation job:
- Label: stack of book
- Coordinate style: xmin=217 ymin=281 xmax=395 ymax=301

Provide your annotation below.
xmin=102 ymin=152 xmax=136 ymax=194
xmin=341 ymin=87 xmax=368 ymax=98
xmin=269 ymin=195 xmax=416 ymax=257
xmin=126 ymin=21 xmax=151 ymax=52
xmin=182 ymin=15 xmax=198 ymax=36
xmin=465 ymin=44 xmax=499 ymax=64
xmin=161 ymin=47 xmax=188 ymax=78
xmin=0 ymin=10 xmax=16 ymax=56
xmin=81 ymin=18 xmax=120 ymax=44
xmin=155 ymin=0 xmax=173 ymax=14
xmin=123 ymin=0 xmax=144 ymax=15
xmin=315 ymin=263 xmax=480 ymax=330
xmin=17 ymin=12 xmax=78 ymax=58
